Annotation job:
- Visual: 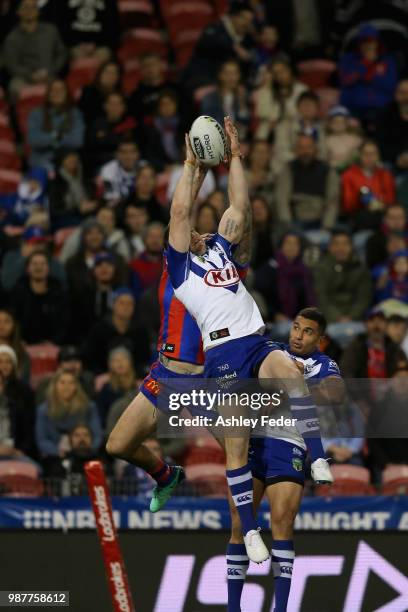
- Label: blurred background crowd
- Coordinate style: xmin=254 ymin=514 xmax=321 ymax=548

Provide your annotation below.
xmin=0 ymin=0 xmax=408 ymax=497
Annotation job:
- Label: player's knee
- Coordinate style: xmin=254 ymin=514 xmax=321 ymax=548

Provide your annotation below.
xmin=271 ymin=506 xmax=296 ymax=534
xmin=105 ymin=433 xmax=126 ymax=458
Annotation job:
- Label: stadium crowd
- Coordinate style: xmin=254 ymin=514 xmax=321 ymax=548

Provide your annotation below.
xmin=0 ymin=0 xmax=408 ymax=496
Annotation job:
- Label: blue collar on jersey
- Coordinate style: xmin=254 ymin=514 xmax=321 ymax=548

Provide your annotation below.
xmin=285 ymin=344 xmax=323 ymax=361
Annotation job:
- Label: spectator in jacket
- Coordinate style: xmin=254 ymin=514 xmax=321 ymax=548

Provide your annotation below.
xmin=1 ymin=226 xmax=66 ymax=293
xmin=64 ymin=220 xmax=107 ymax=294
xmin=27 ymin=79 xmax=84 ymax=171
xmin=365 ymin=204 xmax=407 ymax=269
xmin=141 ymin=91 xmax=184 ymax=172
xmin=98 ymin=140 xmax=140 ymax=206
xmin=253 ymin=57 xmax=308 ymax=140
xmin=130 ymin=222 xmax=164 ymax=300
xmin=79 ymin=61 xmax=121 ymax=126
xmin=275 ymin=134 xmax=339 ymax=246
xmin=255 ymin=232 xmax=316 ymax=331
xmin=272 ymin=91 xmax=327 ymax=176
xmin=185 ymin=3 xmax=255 ymax=88
xmin=314 ymin=230 xmax=372 ymax=344
xmin=128 ymin=164 xmax=168 ymax=224
xmin=339 ymin=24 xmax=398 ymax=125
xmin=95 ymin=346 xmax=137 ymax=428
xmin=341 ymin=309 xmax=407 ymax=379
xmin=35 ymin=370 xmax=102 ymax=469
xmin=201 ymin=60 xmax=249 ymax=138
xmin=81 ymin=288 xmax=150 ymax=375
xmin=376 ymin=79 xmax=408 ymax=174
xmin=326 ymin=105 xmax=362 ymax=171
xmin=251 ymin=196 xmax=274 ymax=270
xmin=341 ymin=141 xmax=396 ymax=232
xmin=0 ymin=167 xmax=48 ymax=227
xmin=128 ymin=53 xmax=179 ymax=121
xmin=245 ymin=140 xmax=275 ymax=207
xmin=0 ymin=345 xmax=35 ymax=457
xmin=3 ymin=0 xmax=67 ymax=100
xmin=86 ymin=93 xmax=137 ymax=176
xmin=49 ymin=150 xmax=97 ymax=229
xmin=0 ymin=309 xmax=30 ymax=382
xmin=253 ymin=25 xmax=281 ymax=82
xmin=386 ymin=315 xmax=408 ymax=357
xmin=121 ymin=204 xmax=149 ymax=260
xmin=94 ymin=207 xmax=130 ymax=262
xmin=10 ymin=251 xmax=68 ymax=345
xmin=375 ymin=250 xmax=408 ymax=304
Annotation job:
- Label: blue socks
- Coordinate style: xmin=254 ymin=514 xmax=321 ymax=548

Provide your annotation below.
xmin=226 ymin=464 xmax=256 ymax=535
xmin=272 ymin=540 xmax=294 ymax=612
xmin=288 ymin=394 xmax=325 ymax=461
xmin=226 ymin=543 xmax=249 ymax=612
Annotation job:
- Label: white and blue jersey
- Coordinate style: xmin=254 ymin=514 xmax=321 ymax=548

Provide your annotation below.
xmin=250 ymin=344 xmax=341 ymax=485
xmin=167 ymin=234 xmax=265 ymax=350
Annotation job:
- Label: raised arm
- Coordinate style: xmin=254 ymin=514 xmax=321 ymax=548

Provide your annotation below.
xmin=218 ymin=116 xmax=249 ymax=245
xmin=233 ymin=203 xmax=252 ymax=266
xmin=169 ymin=135 xmax=197 ymax=253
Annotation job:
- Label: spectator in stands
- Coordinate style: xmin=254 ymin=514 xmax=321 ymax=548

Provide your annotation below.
xmin=3 ymin=0 xmax=67 ymax=100
xmin=49 ymin=150 xmax=97 ymax=230
xmin=367 ymin=367 xmax=408 ymax=474
xmin=166 ymin=152 xmax=216 ymax=205
xmin=339 ymin=24 xmax=398 ymax=125
xmin=375 ymin=250 xmax=408 ymax=304
xmin=42 ymin=0 xmax=118 ymax=63
xmin=341 ymin=141 xmax=396 ymax=232
xmin=255 ymin=232 xmax=316 ymax=328
xmin=272 ymin=91 xmax=327 ymax=176
xmin=1 ymin=226 xmax=65 ymax=293
xmin=200 ymin=60 xmax=249 ymax=138
xmin=70 ymin=251 xmax=124 ymax=342
xmin=0 ymin=167 xmax=48 ymax=227
xmin=206 ymin=190 xmax=227 ymax=218
xmin=27 ymin=79 xmax=84 ymax=171
xmin=0 ymin=345 xmax=35 ymax=457
xmin=128 ymin=53 xmax=179 ymax=121
xmin=251 ymin=196 xmax=274 ymax=270
xmin=341 ymin=309 xmax=407 ymax=380
xmin=0 ymin=372 xmax=34 ymax=462
xmin=130 ymin=222 xmax=164 ymax=300
xmin=36 ymin=345 xmax=95 ymax=405
xmin=129 ymin=164 xmax=168 ymax=224
xmin=10 ymin=251 xmax=68 ymax=345
xmin=0 ymin=309 xmax=30 ymax=382
xmin=265 ymin=0 xmax=333 ymax=61
xmin=79 ymin=61 xmax=121 ymax=126
xmin=86 ymin=93 xmax=137 ymax=176
xmin=185 ymin=2 xmax=255 ymax=88
xmin=386 ymin=314 xmax=408 ymax=357
xmin=275 ymin=134 xmax=339 ymax=245
xmin=121 ymin=204 xmax=149 ymax=260
xmin=326 ymin=106 xmax=362 ymax=171
xmin=376 ymin=79 xmax=408 ymax=174
xmin=253 ymin=25 xmax=281 ymax=81
xmin=95 ymin=346 xmax=137 ymax=428
xmin=246 ymin=140 xmax=275 ymax=206
xmin=253 ymin=57 xmax=308 ymax=140
xmin=98 ymin=140 xmax=140 ymax=205
xmin=35 ymin=370 xmax=102 ymax=467
xmin=366 ymin=205 xmax=408 ymax=269
xmin=195 ymin=204 xmax=219 ymax=235
xmin=314 ymin=230 xmax=372 ymax=341
xmin=141 ymin=91 xmax=184 ymax=172
xmin=81 ymin=288 xmax=150 ymax=375
xmin=94 ymin=207 xmax=129 ymax=262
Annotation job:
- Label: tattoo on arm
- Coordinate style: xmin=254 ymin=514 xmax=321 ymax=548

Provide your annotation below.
xmin=234 ymin=205 xmax=252 ymax=265
xmin=224 ymin=218 xmax=240 ymax=238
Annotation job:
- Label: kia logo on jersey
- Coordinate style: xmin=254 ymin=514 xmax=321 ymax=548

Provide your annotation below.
xmin=204 ymin=264 xmax=239 ymax=287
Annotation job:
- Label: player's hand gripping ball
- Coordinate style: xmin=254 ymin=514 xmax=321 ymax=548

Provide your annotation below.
xmin=189 ymin=115 xmax=227 ymax=167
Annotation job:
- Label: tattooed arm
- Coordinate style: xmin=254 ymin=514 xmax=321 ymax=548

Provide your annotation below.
xmin=233 ymin=203 xmax=252 ymax=266
xmin=218 ymin=116 xmax=249 ymax=245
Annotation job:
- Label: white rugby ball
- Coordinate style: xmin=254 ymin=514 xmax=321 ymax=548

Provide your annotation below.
xmin=189 ymin=115 xmax=227 ymax=167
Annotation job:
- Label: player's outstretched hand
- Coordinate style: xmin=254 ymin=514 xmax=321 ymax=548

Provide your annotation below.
xmin=224 ymin=115 xmax=240 ymax=156
xmin=185 ymin=133 xmax=197 ymax=165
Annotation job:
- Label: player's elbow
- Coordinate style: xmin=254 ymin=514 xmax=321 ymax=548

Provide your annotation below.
xmin=170 ymin=201 xmax=189 ymax=221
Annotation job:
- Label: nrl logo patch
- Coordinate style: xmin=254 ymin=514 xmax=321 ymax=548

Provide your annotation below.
xmin=292 ymin=458 xmax=303 ymax=472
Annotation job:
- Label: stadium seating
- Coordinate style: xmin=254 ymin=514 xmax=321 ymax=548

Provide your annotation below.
xmin=0 ymin=113 xmax=15 ymax=141
xmin=184 ymin=436 xmax=225 ymax=466
xmin=25 ymin=343 xmax=60 ymax=389
xmin=316 ymin=464 xmax=375 ymax=496
xmin=185 ymin=463 xmax=227 ymax=496
xmin=67 ymin=57 xmax=102 ymax=99
xmin=381 ymin=464 xmax=408 ymax=495
xmin=0 ymin=168 xmax=22 ymax=193
xmin=118 ymin=29 xmax=168 ymax=64
xmin=53 ymin=227 xmax=77 ymax=257
xmin=0 ymin=461 xmax=43 ymax=498
xmin=297 ymin=59 xmax=337 ymax=89
xmin=0 ymin=140 xmax=21 ymax=170
xmin=118 ymin=0 xmax=156 ymax=30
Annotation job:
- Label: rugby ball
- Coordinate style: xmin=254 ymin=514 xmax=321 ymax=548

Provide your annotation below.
xmin=189 ymin=115 xmax=227 ymax=167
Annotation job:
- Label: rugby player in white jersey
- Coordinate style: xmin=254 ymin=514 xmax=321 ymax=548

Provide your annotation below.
xmin=226 ymin=308 xmax=345 ymax=612
xmin=167 ymin=117 xmax=332 ymax=563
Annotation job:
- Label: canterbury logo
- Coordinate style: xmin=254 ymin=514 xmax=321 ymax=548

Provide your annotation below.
xmin=204 ymin=264 xmax=239 ymax=287
xmin=237 ymin=494 xmax=252 ymax=503
xmin=281 ymin=566 xmax=293 ymax=575
xmin=227 ymin=568 xmax=242 ymax=576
